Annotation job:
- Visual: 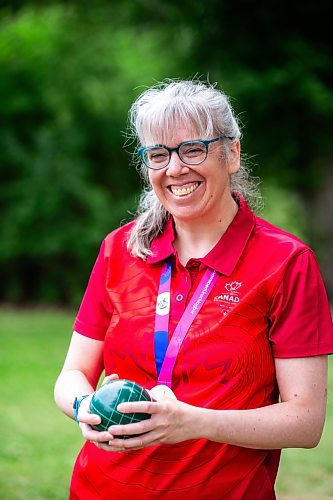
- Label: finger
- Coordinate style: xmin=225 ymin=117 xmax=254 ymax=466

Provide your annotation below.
xmin=78 ymin=405 xmax=102 ymax=425
xmin=103 ymin=436 xmax=145 ymax=452
xmin=77 ymin=395 xmax=99 ymax=424
xmin=108 ymin=418 xmax=154 ymax=438
xmin=112 ymin=430 xmax=162 ymax=450
xmin=80 ymin=422 xmax=114 ymax=443
xmin=85 ymin=429 xmax=114 ymax=443
xmin=101 ymin=373 xmax=119 ymax=386
xmin=117 ymin=401 xmax=160 ymax=415
xmin=92 ymin=440 xmax=122 ymax=452
xmin=79 ymin=410 xmax=101 ymax=426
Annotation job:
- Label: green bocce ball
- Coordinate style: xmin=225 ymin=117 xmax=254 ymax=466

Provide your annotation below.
xmin=89 ymin=379 xmax=152 ymax=439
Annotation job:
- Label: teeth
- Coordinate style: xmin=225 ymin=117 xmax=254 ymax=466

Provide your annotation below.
xmin=171 ymin=182 xmax=199 ymax=197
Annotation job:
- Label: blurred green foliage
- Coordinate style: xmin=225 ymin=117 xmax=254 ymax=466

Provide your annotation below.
xmin=0 ymin=4 xmax=178 ymax=303
xmin=0 ymin=1 xmax=332 ymax=304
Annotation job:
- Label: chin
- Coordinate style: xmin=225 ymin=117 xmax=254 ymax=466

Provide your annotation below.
xmin=169 ymin=208 xmax=203 ymax=222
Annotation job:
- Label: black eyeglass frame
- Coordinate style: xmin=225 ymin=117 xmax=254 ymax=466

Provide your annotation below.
xmin=137 ymin=135 xmax=233 ymax=170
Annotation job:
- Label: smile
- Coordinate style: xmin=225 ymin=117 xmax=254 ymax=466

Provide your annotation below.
xmin=170 ymin=182 xmax=200 ymax=197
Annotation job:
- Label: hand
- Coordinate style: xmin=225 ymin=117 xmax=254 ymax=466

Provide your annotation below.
xmin=77 ymin=373 xmax=120 ymax=451
xmin=104 ymin=385 xmax=204 ymax=452
xmin=100 ymin=373 xmax=120 ymax=386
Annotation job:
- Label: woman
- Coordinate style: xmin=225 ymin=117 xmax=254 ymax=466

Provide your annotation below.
xmin=54 ymin=79 xmax=333 ymax=499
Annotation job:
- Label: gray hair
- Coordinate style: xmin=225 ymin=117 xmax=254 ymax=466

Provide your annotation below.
xmin=126 ymin=79 xmax=260 ymax=259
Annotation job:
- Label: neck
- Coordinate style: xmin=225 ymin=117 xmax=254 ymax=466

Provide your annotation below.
xmin=173 ymin=198 xmax=238 ymax=266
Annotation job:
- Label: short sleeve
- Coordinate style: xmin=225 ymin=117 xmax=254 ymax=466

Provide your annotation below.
xmin=73 ymin=239 xmax=113 ymax=340
xmin=269 ymin=250 xmax=333 ymax=357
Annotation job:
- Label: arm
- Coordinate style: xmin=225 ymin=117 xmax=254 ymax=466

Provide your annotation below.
xmin=54 ymin=331 xmax=119 ymax=446
xmin=203 ymin=355 xmax=328 ymax=449
xmin=54 ymin=331 xmax=105 ymax=419
xmin=103 ymin=355 xmax=328 ymax=451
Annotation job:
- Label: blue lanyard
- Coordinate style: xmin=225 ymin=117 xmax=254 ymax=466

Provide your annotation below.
xmin=154 ymin=259 xmax=219 ymax=387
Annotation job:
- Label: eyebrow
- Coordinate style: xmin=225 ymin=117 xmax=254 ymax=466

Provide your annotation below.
xmin=144 ymin=139 xmax=203 ymax=148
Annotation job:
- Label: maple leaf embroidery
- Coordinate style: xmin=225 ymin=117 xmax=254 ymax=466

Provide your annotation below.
xmin=225 ymin=281 xmax=242 ymax=293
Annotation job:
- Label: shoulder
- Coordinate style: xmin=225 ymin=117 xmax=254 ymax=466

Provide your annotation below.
xmin=242 ymin=214 xmax=318 ymax=282
xmin=235 ymin=196 xmax=312 ymax=264
xmin=253 ymin=215 xmax=311 ymax=257
xmin=102 ymin=220 xmax=137 ymax=256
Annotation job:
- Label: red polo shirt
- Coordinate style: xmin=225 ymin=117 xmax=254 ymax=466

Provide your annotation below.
xmin=71 ymin=197 xmax=333 ymax=499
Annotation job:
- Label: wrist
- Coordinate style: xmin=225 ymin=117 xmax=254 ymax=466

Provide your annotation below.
xmin=197 ymin=407 xmax=220 ymax=441
xmin=73 ymin=394 xmax=89 ymax=423
xmin=184 ymin=404 xmax=213 ymax=441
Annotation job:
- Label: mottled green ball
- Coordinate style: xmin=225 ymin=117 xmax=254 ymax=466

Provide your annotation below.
xmin=89 ymin=379 xmax=151 ymax=439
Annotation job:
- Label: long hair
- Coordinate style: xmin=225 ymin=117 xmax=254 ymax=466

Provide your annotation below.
xmin=126 ymin=79 xmax=260 ymax=259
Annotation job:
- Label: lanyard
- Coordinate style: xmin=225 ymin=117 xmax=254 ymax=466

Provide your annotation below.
xmin=154 ymin=259 xmax=219 ymax=388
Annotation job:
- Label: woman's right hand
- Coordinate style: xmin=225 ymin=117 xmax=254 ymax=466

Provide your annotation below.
xmin=77 ymin=373 xmax=119 ymax=448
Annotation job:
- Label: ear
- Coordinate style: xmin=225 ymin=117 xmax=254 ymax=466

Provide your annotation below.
xmin=227 ymin=140 xmax=241 ymax=174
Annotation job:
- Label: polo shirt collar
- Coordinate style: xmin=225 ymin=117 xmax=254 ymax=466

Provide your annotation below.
xmin=147 ymin=196 xmax=255 ymax=276
xmin=147 ymin=216 xmax=176 ymax=263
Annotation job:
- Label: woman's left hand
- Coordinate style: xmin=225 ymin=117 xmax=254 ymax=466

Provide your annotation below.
xmin=103 ymin=385 xmax=204 ymax=452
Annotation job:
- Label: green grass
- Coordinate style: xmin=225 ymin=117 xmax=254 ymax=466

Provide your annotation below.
xmin=0 ymin=307 xmax=82 ymax=500
xmin=0 ymin=307 xmax=332 ymax=499
xmin=275 ymin=359 xmax=333 ymax=499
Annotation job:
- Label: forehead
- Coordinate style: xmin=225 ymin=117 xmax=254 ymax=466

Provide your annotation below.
xmin=142 ymin=120 xmax=202 ymax=147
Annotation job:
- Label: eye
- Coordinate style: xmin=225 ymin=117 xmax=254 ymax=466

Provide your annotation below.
xmin=148 ymin=150 xmax=169 ymax=162
xmin=181 ymin=144 xmax=205 ymax=157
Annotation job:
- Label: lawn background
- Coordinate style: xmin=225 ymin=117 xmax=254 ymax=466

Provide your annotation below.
xmin=0 ymin=307 xmax=332 ymax=499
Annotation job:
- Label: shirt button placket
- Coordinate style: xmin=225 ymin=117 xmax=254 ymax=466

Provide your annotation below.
xmin=173 ymin=267 xmax=191 ymax=321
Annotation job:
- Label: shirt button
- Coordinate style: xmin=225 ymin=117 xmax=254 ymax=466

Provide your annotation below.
xmin=176 ymin=294 xmax=184 ymax=302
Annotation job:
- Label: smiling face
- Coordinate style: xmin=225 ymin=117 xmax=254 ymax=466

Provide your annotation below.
xmin=146 ymin=126 xmax=240 ymax=226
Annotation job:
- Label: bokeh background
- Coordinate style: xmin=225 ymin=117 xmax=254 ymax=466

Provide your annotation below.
xmin=0 ymin=1 xmax=332 ymax=498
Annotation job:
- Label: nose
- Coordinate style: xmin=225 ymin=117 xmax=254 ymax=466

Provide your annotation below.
xmin=165 ymin=151 xmax=189 ymax=176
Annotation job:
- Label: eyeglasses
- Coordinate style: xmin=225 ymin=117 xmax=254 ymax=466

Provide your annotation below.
xmin=137 ymin=136 xmax=232 ymax=170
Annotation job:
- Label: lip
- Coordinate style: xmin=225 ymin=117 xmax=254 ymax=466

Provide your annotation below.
xmin=167 ymin=181 xmax=202 ymax=197
xmin=167 ymin=180 xmax=202 ymax=189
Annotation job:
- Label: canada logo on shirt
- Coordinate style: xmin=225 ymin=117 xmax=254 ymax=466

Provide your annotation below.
xmin=214 ymin=281 xmax=242 ymax=316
